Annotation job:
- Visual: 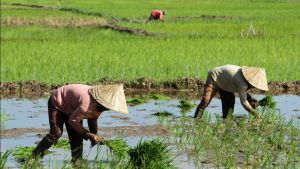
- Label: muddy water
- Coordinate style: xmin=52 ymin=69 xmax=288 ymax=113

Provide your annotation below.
xmin=1 ymin=93 xmax=299 ymax=168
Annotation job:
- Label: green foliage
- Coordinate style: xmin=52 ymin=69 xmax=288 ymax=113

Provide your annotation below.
xmin=126 ymin=98 xmax=146 ymax=105
xmin=178 ymin=100 xmax=195 ymax=110
xmin=148 ymin=94 xmax=171 ymax=100
xmin=152 ymin=111 xmax=173 ymax=117
xmin=103 ymin=139 xmax=129 ymax=159
xmin=259 ymin=95 xmax=276 ymax=109
xmin=53 ymin=139 xmax=70 ymax=149
xmin=0 ymin=149 xmax=12 ymax=169
xmin=169 ymin=108 xmax=300 ymax=168
xmin=1 ymin=1 xmax=300 ymax=84
xmin=13 ymin=146 xmax=53 ymax=162
xmin=128 ymin=139 xmax=174 ymax=169
xmin=0 ymin=111 xmax=9 ymax=129
xmin=13 ymin=146 xmax=35 ymax=162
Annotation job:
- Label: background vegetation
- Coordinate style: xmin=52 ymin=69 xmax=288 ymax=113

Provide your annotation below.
xmin=1 ymin=0 xmax=299 ymax=84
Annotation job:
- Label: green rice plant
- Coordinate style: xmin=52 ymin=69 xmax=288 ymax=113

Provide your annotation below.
xmin=152 ymin=111 xmax=173 ymax=117
xmin=0 ymin=110 xmax=9 ymax=130
xmin=13 ymin=146 xmax=36 ymax=162
xmin=53 ymin=139 xmax=70 ymax=149
xmin=126 ymin=98 xmax=146 ymax=106
xmin=128 ymin=138 xmax=174 ymax=169
xmin=148 ymin=94 xmax=171 ymax=100
xmin=259 ymin=95 xmax=276 ymax=109
xmin=0 ymin=149 xmax=12 ymax=169
xmin=103 ymin=139 xmax=129 ymax=159
xmin=177 ymin=100 xmax=195 ymax=111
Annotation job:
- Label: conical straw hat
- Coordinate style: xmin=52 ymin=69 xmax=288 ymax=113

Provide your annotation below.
xmin=241 ymin=66 xmax=269 ymax=91
xmin=89 ymin=84 xmax=129 ymax=114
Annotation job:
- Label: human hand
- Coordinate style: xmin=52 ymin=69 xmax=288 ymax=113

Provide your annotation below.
xmin=86 ymin=133 xmax=105 ymax=144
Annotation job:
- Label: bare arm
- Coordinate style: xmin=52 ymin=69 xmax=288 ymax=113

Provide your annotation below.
xmin=239 ymin=91 xmax=260 ymax=118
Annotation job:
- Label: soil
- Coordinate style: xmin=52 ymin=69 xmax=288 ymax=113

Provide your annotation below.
xmin=1 ymin=79 xmax=300 ymax=97
xmin=0 ymin=124 xmax=168 ymax=138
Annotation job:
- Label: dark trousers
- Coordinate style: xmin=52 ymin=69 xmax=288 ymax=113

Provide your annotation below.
xmin=194 ymin=85 xmax=235 ymax=119
xmin=219 ymin=90 xmax=235 ymax=118
xmin=33 ymin=97 xmax=83 ymax=161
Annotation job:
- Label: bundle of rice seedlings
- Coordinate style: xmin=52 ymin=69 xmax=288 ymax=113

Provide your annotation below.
xmin=152 ymin=111 xmax=173 ymax=117
xmin=13 ymin=146 xmax=52 ymax=162
xmin=259 ymin=95 xmax=276 ymax=109
xmin=128 ymin=139 xmax=174 ymax=169
xmin=103 ymin=139 xmax=129 ymax=159
xmin=53 ymin=139 xmax=70 ymax=149
xmin=178 ymin=100 xmax=195 ymax=110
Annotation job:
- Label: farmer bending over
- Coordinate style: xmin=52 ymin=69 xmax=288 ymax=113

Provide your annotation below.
xmin=32 ymin=84 xmax=129 ymax=162
xmin=149 ymin=10 xmax=166 ymax=21
xmin=194 ymin=65 xmax=268 ymax=119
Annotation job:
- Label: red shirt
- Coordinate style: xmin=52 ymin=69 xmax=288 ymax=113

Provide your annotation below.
xmin=151 ymin=10 xmax=164 ymax=20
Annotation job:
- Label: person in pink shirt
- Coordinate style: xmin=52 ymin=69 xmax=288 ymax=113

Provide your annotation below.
xmin=32 ymin=84 xmax=129 ymax=162
xmin=149 ymin=9 xmax=166 ymax=21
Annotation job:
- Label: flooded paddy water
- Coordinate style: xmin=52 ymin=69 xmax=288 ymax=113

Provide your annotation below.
xmin=1 ymin=91 xmax=300 ymax=168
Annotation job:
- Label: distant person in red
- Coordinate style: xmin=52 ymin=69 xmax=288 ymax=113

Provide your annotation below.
xmin=149 ymin=10 xmax=166 ymax=21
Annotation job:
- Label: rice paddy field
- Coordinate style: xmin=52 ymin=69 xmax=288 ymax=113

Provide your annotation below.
xmin=1 ymin=0 xmax=300 ymax=169
xmin=1 ymin=0 xmax=300 ymax=84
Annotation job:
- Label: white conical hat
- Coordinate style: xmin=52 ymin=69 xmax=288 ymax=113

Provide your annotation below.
xmin=89 ymin=84 xmax=129 ymax=114
xmin=241 ymin=66 xmax=269 ymax=91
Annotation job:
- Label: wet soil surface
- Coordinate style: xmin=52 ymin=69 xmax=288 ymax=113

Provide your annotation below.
xmin=1 ymin=79 xmax=300 ymax=96
xmin=1 ymin=124 xmax=168 ymax=138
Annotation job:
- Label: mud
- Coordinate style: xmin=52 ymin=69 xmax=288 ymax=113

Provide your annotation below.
xmin=0 ymin=124 xmax=168 ymax=138
xmin=1 ymin=79 xmax=300 ymax=97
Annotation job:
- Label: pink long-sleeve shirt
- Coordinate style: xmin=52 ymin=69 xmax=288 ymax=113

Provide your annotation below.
xmin=51 ymin=84 xmax=98 ymax=116
xmin=50 ymin=84 xmax=99 ymax=139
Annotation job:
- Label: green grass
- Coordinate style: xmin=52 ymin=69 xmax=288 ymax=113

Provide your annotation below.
xmin=128 ymin=138 xmax=174 ymax=169
xmin=53 ymin=139 xmax=70 ymax=149
xmin=168 ymin=103 xmax=300 ymax=168
xmin=1 ymin=0 xmax=299 ymax=84
xmin=103 ymin=139 xmax=129 ymax=159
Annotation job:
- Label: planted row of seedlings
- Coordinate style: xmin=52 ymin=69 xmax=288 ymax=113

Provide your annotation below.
xmin=1 ymin=138 xmax=174 ymax=169
xmin=159 ymin=96 xmax=300 ymax=168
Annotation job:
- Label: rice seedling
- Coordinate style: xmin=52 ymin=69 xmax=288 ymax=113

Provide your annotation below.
xmin=126 ymin=98 xmax=146 ymax=106
xmin=0 ymin=110 xmax=9 ymax=130
xmin=103 ymin=139 xmax=129 ymax=159
xmin=177 ymin=100 xmax=195 ymax=111
xmin=128 ymin=138 xmax=174 ymax=169
xmin=148 ymin=94 xmax=171 ymax=100
xmin=152 ymin=111 xmax=173 ymax=117
xmin=167 ymin=106 xmax=300 ymax=168
xmin=259 ymin=95 xmax=276 ymax=109
xmin=0 ymin=149 xmax=12 ymax=169
xmin=52 ymin=139 xmax=70 ymax=149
